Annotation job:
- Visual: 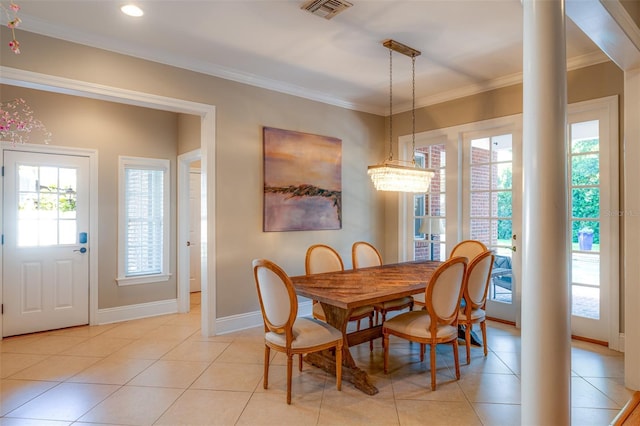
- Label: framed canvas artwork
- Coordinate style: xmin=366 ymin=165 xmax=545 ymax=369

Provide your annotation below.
xmin=263 ymin=127 xmax=342 ymax=232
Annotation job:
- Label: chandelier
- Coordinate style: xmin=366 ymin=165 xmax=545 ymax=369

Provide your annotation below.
xmin=368 ymin=39 xmax=434 ymax=193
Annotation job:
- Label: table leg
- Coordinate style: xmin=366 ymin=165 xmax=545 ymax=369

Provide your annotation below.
xmin=304 ymin=302 xmax=379 ymax=395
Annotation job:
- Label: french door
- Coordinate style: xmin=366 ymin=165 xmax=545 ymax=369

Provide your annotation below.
xmin=406 ymin=97 xmax=618 ymax=344
xmin=568 ymin=97 xmax=618 ymax=343
xmin=462 ymin=128 xmax=521 ymax=324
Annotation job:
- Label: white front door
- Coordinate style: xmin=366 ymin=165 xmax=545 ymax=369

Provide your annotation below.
xmin=3 ymin=150 xmax=90 ymax=337
xmin=189 ymin=170 xmax=201 ymax=292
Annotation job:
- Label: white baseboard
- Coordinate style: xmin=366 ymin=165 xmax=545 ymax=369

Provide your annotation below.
xmin=95 ymin=299 xmax=313 ymax=335
xmin=96 ymin=299 xmax=178 ymax=325
xmin=214 ymin=300 xmax=314 ymax=335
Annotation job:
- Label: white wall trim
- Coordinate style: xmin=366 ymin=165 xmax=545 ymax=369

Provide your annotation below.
xmin=96 ymin=299 xmax=178 ymax=325
xmin=0 ymin=66 xmax=217 ymax=337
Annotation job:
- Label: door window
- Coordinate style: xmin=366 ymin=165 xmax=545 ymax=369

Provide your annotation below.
xmin=17 ymin=164 xmax=78 ymax=247
xmin=468 ymin=134 xmax=514 ymax=304
xmin=414 ymin=143 xmax=446 ymax=261
xmin=570 ymin=119 xmax=601 ymax=319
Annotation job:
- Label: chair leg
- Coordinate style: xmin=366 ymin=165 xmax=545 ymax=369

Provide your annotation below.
xmin=430 ymin=343 xmax=437 ymax=391
xmin=465 ymin=323 xmax=472 ymax=365
xmin=298 ymin=353 xmax=303 ymax=371
xmin=420 ymin=343 xmax=425 ymax=362
xmin=335 ymin=342 xmax=343 ymax=391
xmin=453 ymin=339 xmax=461 ymax=380
xmin=286 ymin=354 xmax=293 ymax=405
xmin=263 ymin=345 xmax=270 ymax=389
xmin=383 ymin=333 xmax=389 ymax=373
xmin=356 ymin=319 xmax=361 ymax=331
xmin=481 ymin=320 xmax=488 ymax=357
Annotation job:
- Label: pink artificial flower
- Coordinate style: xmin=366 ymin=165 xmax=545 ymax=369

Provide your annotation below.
xmin=9 ymin=39 xmax=20 ymax=54
xmin=9 ymin=2 xmax=20 ymax=12
xmin=8 ymin=18 xmax=21 ymax=28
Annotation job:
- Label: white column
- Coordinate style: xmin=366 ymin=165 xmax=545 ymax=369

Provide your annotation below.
xmin=521 ymin=1 xmax=571 ymax=425
xmin=624 ymin=68 xmax=640 ymax=390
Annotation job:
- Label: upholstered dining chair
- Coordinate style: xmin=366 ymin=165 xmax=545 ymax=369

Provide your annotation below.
xmin=459 ymin=250 xmax=494 ymax=364
xmin=413 ymin=239 xmax=487 ymax=308
xmin=352 ymin=241 xmax=414 ymax=324
xmin=305 ymin=244 xmax=375 ymax=332
xmin=382 ymin=256 xmax=467 ymax=391
xmin=450 ymin=239 xmax=488 ymax=263
xmin=252 ymin=258 xmax=343 ymax=404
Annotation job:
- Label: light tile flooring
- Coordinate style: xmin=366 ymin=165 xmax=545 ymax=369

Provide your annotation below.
xmin=0 ymin=293 xmax=632 ymax=426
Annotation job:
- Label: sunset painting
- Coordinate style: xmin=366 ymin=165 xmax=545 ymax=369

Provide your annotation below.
xmin=263 ymin=127 xmax=342 ymax=232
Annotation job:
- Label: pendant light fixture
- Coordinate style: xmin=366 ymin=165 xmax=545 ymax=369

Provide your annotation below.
xmin=368 ymin=39 xmax=435 ymax=193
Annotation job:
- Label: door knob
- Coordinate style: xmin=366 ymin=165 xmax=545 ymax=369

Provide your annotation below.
xmin=74 ymin=247 xmax=87 ymax=253
xmin=186 ymin=241 xmax=191 ymax=247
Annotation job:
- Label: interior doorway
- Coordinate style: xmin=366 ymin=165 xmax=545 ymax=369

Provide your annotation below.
xmin=177 ymin=149 xmax=203 ymax=314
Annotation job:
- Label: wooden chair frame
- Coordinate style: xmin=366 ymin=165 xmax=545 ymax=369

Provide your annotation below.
xmin=305 ymin=244 xmax=374 ymax=333
xmin=253 ymin=259 xmax=343 ymax=404
xmin=383 ymin=256 xmax=468 ymax=390
xmin=459 ymin=250 xmax=494 ymax=364
xmin=352 ymin=241 xmax=414 ymax=325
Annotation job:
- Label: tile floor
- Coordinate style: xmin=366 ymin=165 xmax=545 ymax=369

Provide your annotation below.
xmin=0 ymin=293 xmax=632 ymax=426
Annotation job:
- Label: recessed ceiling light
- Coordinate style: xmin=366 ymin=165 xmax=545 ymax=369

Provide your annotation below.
xmin=121 ymin=4 xmax=144 ymax=17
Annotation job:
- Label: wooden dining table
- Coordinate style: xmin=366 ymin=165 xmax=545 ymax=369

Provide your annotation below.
xmin=290 ymin=260 xmax=442 ymax=395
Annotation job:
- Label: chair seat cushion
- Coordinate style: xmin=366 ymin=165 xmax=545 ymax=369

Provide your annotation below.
xmin=458 ymin=308 xmax=486 ymax=321
xmin=375 ymin=296 xmax=413 ymax=310
xmin=266 ymin=317 xmax=342 ymax=349
xmin=383 ymin=311 xmax=457 ymax=340
xmin=313 ymin=302 xmax=373 ymax=320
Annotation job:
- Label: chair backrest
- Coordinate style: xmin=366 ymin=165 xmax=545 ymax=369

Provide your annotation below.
xmin=252 ymin=259 xmax=297 ymax=336
xmin=450 ymin=240 xmax=487 ymax=263
xmin=463 ymin=251 xmax=494 ymax=310
xmin=305 ymin=244 xmax=344 ymax=274
xmin=426 ymin=256 xmax=467 ymax=327
xmin=352 ymin=241 xmax=382 ymax=269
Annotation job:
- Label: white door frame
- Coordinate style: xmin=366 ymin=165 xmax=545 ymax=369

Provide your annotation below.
xmin=1 ymin=143 xmax=98 ymax=337
xmin=178 ymin=149 xmax=201 ymax=313
xmin=0 ymin=66 xmax=218 ymax=337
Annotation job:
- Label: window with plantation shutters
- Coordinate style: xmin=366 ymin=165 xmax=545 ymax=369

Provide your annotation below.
xmin=117 ymin=156 xmax=171 ymax=286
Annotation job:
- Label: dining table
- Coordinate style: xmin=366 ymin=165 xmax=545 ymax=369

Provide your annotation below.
xmin=290 ymin=260 xmax=442 ymax=395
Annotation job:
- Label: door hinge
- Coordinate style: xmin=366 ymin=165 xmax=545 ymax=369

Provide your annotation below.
xmin=1 ymin=166 xmax=4 ymax=177
xmin=1 ymin=234 xmax=3 ymax=245
xmin=1 ymin=304 xmax=3 ymax=315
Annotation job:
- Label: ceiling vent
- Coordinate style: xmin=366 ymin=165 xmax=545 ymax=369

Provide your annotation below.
xmin=301 ymin=0 xmax=353 ymax=20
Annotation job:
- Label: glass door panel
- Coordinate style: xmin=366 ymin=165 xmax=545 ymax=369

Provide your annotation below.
xmin=469 ymin=134 xmax=514 ymax=304
xmin=570 ymin=120 xmax=603 ymax=321
xmin=414 ymin=143 xmax=447 ymax=261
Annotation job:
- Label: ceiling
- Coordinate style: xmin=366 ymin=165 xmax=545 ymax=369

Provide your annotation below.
xmin=9 ymin=0 xmax=607 ymax=115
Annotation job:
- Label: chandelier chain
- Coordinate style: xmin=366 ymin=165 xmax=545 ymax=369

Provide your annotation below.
xmin=388 ymin=47 xmax=393 ymax=161
xmin=411 ymin=55 xmax=416 ymax=165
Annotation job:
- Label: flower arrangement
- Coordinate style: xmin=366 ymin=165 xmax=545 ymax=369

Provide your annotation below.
xmin=1 ymin=1 xmax=21 ymax=54
xmin=0 ymin=98 xmax=52 ymax=144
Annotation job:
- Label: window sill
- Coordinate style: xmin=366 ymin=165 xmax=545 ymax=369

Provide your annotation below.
xmin=116 ymin=273 xmax=172 ymax=286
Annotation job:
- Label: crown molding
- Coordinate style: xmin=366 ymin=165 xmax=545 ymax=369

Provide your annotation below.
xmin=11 ymin=14 xmax=612 ymax=117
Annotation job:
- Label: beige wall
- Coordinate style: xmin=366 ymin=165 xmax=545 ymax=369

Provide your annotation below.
xmin=1 ymin=29 xmax=624 ymax=320
xmin=0 ymin=29 xmax=385 ymax=317
xmin=0 ymin=85 xmax=179 ymax=309
xmin=177 ymin=113 xmax=201 ymax=155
